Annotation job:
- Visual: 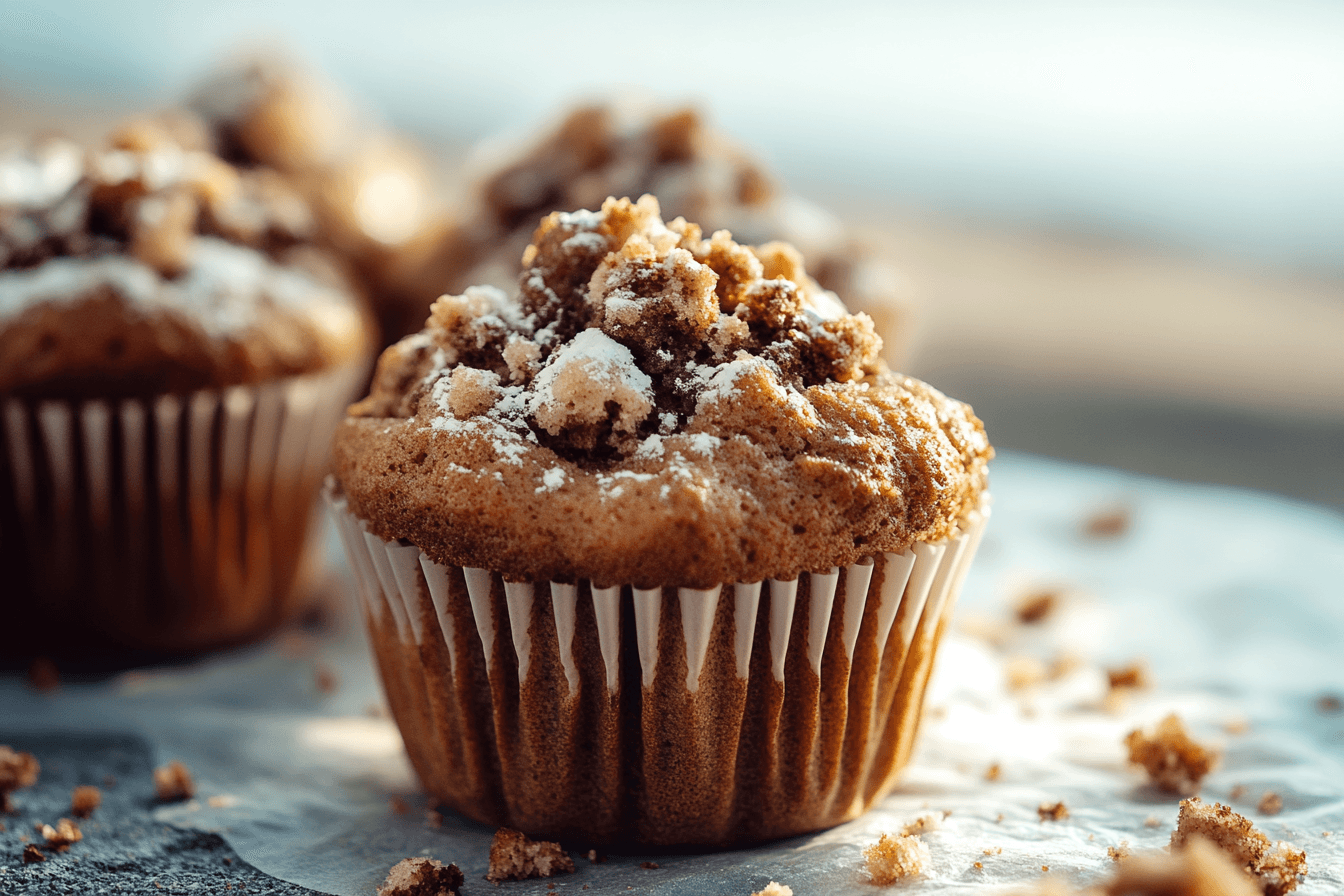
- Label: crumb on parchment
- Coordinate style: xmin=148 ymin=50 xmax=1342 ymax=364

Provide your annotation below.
xmin=1172 ymin=798 xmax=1307 ymax=896
xmin=863 ymin=833 xmax=929 ymax=884
xmin=1125 ymin=714 xmax=1216 ymax=794
xmin=485 ymin=827 xmax=575 ymax=882
xmin=153 ymin=761 xmax=195 ymax=802
xmin=377 ymin=857 xmax=464 ymax=896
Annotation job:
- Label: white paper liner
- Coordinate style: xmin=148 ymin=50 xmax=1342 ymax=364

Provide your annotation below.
xmin=327 ymin=485 xmax=991 ymax=845
xmin=0 ymin=360 xmax=366 ymax=649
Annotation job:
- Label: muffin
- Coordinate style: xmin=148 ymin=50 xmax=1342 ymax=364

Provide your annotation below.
xmin=379 ymin=100 xmax=914 ymax=361
xmin=0 ymin=128 xmax=372 ymax=653
xmin=328 ymin=196 xmax=990 ymax=846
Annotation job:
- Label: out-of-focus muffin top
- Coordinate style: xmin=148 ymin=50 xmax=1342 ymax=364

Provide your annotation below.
xmin=380 ymin=101 xmax=913 ymax=359
xmin=0 ymin=126 xmax=371 ymax=398
xmin=336 ymin=196 xmax=989 ymax=588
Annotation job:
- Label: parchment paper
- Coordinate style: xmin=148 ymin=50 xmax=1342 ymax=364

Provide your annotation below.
xmin=3 ymin=450 xmax=1341 ymax=894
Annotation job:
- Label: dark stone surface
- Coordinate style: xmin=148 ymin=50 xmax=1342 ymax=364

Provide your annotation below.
xmin=0 ymin=731 xmax=321 ymax=895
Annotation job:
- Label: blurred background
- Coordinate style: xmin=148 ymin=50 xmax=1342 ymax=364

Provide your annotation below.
xmin=4 ymin=0 xmax=1341 ymax=510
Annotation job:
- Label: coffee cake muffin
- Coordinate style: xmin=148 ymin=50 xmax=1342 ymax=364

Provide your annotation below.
xmin=329 ymin=196 xmax=990 ymax=846
xmin=0 ymin=128 xmax=372 ymax=653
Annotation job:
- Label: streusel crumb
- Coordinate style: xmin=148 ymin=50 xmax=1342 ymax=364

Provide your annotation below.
xmin=1172 ymin=798 xmax=1307 ymax=896
xmin=863 ymin=833 xmax=930 ymax=884
xmin=485 ymin=827 xmax=575 ymax=882
xmin=377 ymin=856 xmax=464 ymax=896
xmin=1126 ymin=714 xmax=1217 ymax=794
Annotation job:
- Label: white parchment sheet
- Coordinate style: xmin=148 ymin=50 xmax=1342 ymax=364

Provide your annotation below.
xmin=3 ymin=451 xmax=1341 ymax=894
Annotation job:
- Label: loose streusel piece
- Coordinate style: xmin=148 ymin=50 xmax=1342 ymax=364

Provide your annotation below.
xmin=1038 ymin=801 xmax=1070 ymax=822
xmin=485 ymin=827 xmax=575 ymax=882
xmin=863 ymin=833 xmax=930 ymax=884
xmin=377 ymin=856 xmax=464 ymax=896
xmin=751 ymin=883 xmax=793 ymax=896
xmin=0 ymin=746 xmax=40 ymax=812
xmin=37 ymin=818 xmax=82 ymax=851
xmin=1172 ymin=798 xmax=1307 ymax=896
xmin=1125 ymin=714 xmax=1217 ymax=794
xmin=153 ymin=760 xmax=196 ymax=802
xmin=70 ymin=785 xmax=102 ymax=818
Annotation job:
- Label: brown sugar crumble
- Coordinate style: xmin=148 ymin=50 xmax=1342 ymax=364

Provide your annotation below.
xmin=1257 ymin=792 xmax=1283 ymax=816
xmin=1084 ymin=505 xmax=1132 ymax=538
xmin=22 ymin=843 xmax=46 ymax=864
xmin=1144 ymin=816 xmax=1162 ymax=828
xmin=1038 ymin=801 xmax=1070 ymax=822
xmin=484 ymin=827 xmax=575 ymax=882
xmin=985 ymin=762 xmax=1002 ymax=782
xmin=1094 ymin=835 xmax=1261 ymax=896
xmin=1172 ymin=798 xmax=1307 ymax=896
xmin=1107 ymin=662 xmax=1151 ymax=691
xmin=862 ymin=833 xmax=930 ymax=884
xmin=901 ymin=814 xmax=943 ymax=836
xmin=0 ymin=745 xmax=40 ymax=812
xmin=377 ymin=856 xmax=464 ymax=896
xmin=1125 ymin=714 xmax=1217 ymax=794
xmin=152 ymin=760 xmax=196 ymax=802
xmin=1015 ymin=589 xmax=1059 ymax=624
xmin=1107 ymin=841 xmax=1132 ymax=862
xmin=70 ymin=785 xmax=102 ymax=818
xmin=37 ymin=817 xmax=82 ymax=851
xmin=750 ymin=883 xmax=793 ymax=896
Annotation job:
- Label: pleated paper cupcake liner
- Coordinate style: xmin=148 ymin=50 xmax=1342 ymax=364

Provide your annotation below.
xmin=328 ymin=484 xmax=989 ymax=847
xmin=0 ymin=360 xmax=366 ymax=653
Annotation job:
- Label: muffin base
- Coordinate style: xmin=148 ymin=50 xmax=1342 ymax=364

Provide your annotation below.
xmin=329 ymin=488 xmax=988 ymax=848
xmin=0 ymin=361 xmax=366 ymax=654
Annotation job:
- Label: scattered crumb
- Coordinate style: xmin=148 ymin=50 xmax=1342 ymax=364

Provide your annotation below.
xmin=1108 ymin=841 xmax=1131 ymax=862
xmin=1049 ymin=653 xmax=1084 ymax=680
xmin=1039 ymin=801 xmax=1070 ymax=822
xmin=1006 ymin=656 xmax=1048 ymax=690
xmin=640 ymin=861 xmax=660 ymax=869
xmin=1258 ymin=792 xmax=1283 ymax=816
xmin=37 ymin=818 xmax=82 ymax=851
xmin=1125 ymin=714 xmax=1217 ymax=794
xmin=1315 ymin=694 xmax=1342 ymax=714
xmin=0 ymin=746 xmax=40 ymax=812
xmin=485 ymin=827 xmax=575 ymax=882
xmin=1172 ymin=798 xmax=1307 ymax=896
xmin=377 ymin=856 xmax=464 ymax=896
xmin=1015 ymin=589 xmax=1059 ymax=624
xmin=207 ymin=795 xmax=238 ymax=809
xmin=1230 ymin=785 xmax=1248 ymax=800
xmin=985 ymin=763 xmax=1002 ymax=782
xmin=973 ymin=861 xmax=983 ymax=870
xmin=1042 ymin=865 xmax=1050 ymax=872
xmin=750 ymin=882 xmax=792 ymax=896
xmin=314 ymin=662 xmax=338 ymax=694
xmin=984 ymin=847 xmax=1003 ymax=856
xmin=1107 ymin=662 xmax=1150 ymax=691
xmin=22 ymin=844 xmax=45 ymax=864
xmin=27 ymin=657 xmax=60 ymax=692
xmin=1322 ymin=832 xmax=1332 ymax=838
xmin=1084 ymin=505 xmax=1131 ymax=538
xmin=1144 ymin=816 xmax=1161 ymax=828
xmin=70 ymin=785 xmax=102 ymax=818
xmin=1106 ymin=835 xmax=1260 ymax=896
xmin=586 ymin=849 xmax=604 ymax=864
xmin=1089 ymin=834 xmax=1096 ymax=841
xmin=862 ymin=833 xmax=930 ymax=884
xmin=1225 ymin=717 xmax=1252 ymax=735
xmin=153 ymin=761 xmax=195 ymax=802
xmin=901 ymin=814 xmax=942 ymax=836
xmin=996 ymin=814 xmax=1005 ymax=824
xmin=389 ymin=796 xmax=410 ymax=815
xmin=425 ymin=810 xmax=443 ymax=828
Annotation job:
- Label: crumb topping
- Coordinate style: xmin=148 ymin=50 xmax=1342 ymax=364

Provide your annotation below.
xmin=339 ymin=197 xmax=989 ymax=586
xmin=1126 ymin=714 xmax=1217 ymax=795
xmin=0 ymin=129 xmax=369 ymax=396
xmin=153 ymin=760 xmax=196 ymax=802
xmin=377 ymin=856 xmax=464 ymax=896
xmin=484 ymin=827 xmax=575 ymax=882
xmin=70 ymin=785 xmax=101 ymax=819
xmin=0 ymin=745 xmax=39 ymax=813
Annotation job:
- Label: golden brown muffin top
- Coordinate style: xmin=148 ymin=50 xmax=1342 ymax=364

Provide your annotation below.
xmin=335 ymin=196 xmax=990 ymax=588
xmin=0 ymin=128 xmax=371 ymax=399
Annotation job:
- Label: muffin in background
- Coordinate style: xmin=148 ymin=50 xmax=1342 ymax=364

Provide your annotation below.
xmin=379 ymin=99 xmax=915 ymax=363
xmin=0 ymin=126 xmax=373 ymax=654
xmin=329 ymin=196 xmax=989 ymax=846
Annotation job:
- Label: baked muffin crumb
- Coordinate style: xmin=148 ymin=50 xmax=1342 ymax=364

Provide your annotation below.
xmin=751 ymin=883 xmax=793 ymax=896
xmin=1172 ymin=798 xmax=1307 ymax=896
xmin=862 ymin=833 xmax=930 ymax=884
xmin=37 ymin=817 xmax=82 ymax=851
xmin=0 ymin=745 xmax=40 ymax=812
xmin=70 ymin=785 xmax=102 ymax=818
xmin=485 ymin=827 xmax=575 ymax=882
xmin=153 ymin=761 xmax=195 ymax=802
xmin=1038 ymin=801 xmax=1069 ymax=822
xmin=22 ymin=843 xmax=46 ymax=864
xmin=1126 ymin=714 xmax=1216 ymax=794
xmin=377 ymin=856 xmax=464 ymax=896
xmin=1257 ymin=792 xmax=1283 ymax=816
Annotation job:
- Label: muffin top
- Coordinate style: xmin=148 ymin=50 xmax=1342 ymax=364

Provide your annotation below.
xmin=336 ymin=196 xmax=990 ymax=588
xmin=0 ymin=126 xmax=371 ymax=399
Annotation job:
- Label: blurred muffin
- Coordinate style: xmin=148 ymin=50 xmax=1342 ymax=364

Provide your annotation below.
xmin=0 ymin=126 xmax=372 ymax=653
xmin=190 ymin=55 xmax=446 ymax=346
xmin=381 ymin=100 xmax=915 ymax=363
xmin=328 ymin=196 xmax=989 ymax=846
